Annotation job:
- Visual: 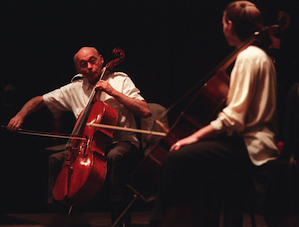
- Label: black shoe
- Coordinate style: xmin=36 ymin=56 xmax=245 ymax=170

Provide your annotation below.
xmin=149 ymin=219 xmax=161 ymax=227
xmin=45 ymin=200 xmax=66 ymax=213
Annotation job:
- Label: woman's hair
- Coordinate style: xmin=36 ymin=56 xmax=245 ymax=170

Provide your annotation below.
xmin=224 ymin=1 xmax=264 ymax=41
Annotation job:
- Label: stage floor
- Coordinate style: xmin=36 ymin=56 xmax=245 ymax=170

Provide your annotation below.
xmin=0 ymin=211 xmax=268 ymax=227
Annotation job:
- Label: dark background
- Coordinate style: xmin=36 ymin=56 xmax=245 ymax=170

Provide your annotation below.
xmin=0 ymin=0 xmax=298 ymax=213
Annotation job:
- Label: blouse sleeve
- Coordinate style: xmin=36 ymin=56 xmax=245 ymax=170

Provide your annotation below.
xmin=211 ymin=51 xmax=258 ymax=135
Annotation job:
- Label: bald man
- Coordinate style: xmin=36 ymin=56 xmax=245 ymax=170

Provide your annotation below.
xmin=7 ymin=47 xmax=150 ymax=226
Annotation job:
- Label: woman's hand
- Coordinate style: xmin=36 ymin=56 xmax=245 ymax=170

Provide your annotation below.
xmin=170 ymin=124 xmax=217 ymax=151
xmin=170 ymin=135 xmax=198 ymax=151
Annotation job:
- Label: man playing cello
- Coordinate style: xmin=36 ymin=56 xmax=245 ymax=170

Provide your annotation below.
xmin=7 ymin=46 xmax=150 ymax=227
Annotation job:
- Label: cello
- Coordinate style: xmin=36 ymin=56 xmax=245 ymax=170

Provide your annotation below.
xmin=53 ymin=47 xmax=125 ymax=206
xmin=127 ymin=12 xmax=291 ymax=202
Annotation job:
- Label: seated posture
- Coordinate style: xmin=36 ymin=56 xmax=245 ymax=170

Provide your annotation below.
xmin=7 ymin=46 xmax=150 ymax=226
xmin=153 ymin=1 xmax=283 ymax=226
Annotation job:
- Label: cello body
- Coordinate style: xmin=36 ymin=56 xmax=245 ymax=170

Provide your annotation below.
xmin=53 ymin=100 xmax=118 ymax=206
xmin=128 ymin=73 xmax=229 ymax=201
xmin=53 ymin=47 xmax=124 ymax=206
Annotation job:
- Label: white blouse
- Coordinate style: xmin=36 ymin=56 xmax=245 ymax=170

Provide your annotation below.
xmin=211 ymin=46 xmax=279 ymax=166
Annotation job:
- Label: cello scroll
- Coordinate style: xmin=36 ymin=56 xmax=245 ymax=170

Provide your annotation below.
xmin=106 ymin=47 xmax=125 ymax=72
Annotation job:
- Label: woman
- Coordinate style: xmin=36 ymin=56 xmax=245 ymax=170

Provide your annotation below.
xmin=153 ymin=1 xmax=282 ymax=226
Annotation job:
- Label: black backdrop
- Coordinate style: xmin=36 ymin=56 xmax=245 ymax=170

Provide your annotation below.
xmin=0 ymin=0 xmax=298 ymax=213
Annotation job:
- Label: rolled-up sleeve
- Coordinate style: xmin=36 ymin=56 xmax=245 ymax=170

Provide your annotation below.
xmin=210 ymin=50 xmax=260 ymax=136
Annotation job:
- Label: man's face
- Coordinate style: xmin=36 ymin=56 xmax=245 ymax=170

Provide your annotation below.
xmin=75 ymin=47 xmax=104 ymax=84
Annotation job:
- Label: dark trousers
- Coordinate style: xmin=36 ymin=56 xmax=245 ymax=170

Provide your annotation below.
xmin=48 ymin=141 xmax=141 ymax=208
xmin=160 ymin=136 xmax=251 ymax=211
xmin=154 ymin=136 xmax=284 ymax=226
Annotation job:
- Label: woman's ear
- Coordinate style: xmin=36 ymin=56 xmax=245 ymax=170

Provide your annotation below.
xmin=227 ymin=20 xmax=233 ymax=30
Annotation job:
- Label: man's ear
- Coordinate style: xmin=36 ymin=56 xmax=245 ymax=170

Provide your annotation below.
xmin=75 ymin=64 xmax=81 ymax=73
xmin=99 ymin=55 xmax=104 ymax=65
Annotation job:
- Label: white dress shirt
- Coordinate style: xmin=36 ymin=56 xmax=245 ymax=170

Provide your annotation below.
xmin=43 ymin=72 xmax=144 ymax=148
xmin=211 ymin=46 xmax=279 ymax=166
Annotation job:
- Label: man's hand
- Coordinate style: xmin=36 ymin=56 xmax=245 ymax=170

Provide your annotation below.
xmin=95 ymin=80 xmax=150 ymax=118
xmin=7 ymin=115 xmax=24 ymax=132
xmin=95 ymin=80 xmax=116 ymax=96
xmin=6 ymin=96 xmax=45 ymax=132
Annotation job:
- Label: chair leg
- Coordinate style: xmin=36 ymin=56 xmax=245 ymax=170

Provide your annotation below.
xmin=111 ymin=194 xmax=138 ymax=227
xmin=249 ymin=212 xmax=256 ymax=227
xmin=223 ymin=211 xmax=255 ymax=227
xmin=68 ymin=206 xmax=73 ymax=215
xmin=222 ymin=208 xmax=243 ymax=227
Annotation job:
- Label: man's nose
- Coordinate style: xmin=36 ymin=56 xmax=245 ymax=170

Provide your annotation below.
xmin=87 ymin=62 xmax=93 ymax=69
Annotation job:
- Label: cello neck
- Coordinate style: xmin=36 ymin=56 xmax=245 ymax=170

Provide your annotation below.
xmin=217 ymin=31 xmax=264 ymax=74
xmin=165 ymin=30 xmax=265 ymax=116
xmin=65 ymin=73 xmax=103 ymax=145
xmin=65 ymin=48 xmax=125 ymax=147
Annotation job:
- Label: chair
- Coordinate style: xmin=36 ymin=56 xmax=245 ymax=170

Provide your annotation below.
xmin=281 ymin=83 xmax=299 ymax=166
xmin=112 ymin=103 xmax=169 ymax=227
xmin=280 ymin=83 xmax=299 ymax=218
xmin=221 ymin=83 xmax=299 ymax=227
xmin=140 ymin=103 xmax=169 ymax=155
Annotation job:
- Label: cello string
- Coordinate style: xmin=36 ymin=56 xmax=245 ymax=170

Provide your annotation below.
xmin=65 ymin=66 xmax=108 ymax=147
